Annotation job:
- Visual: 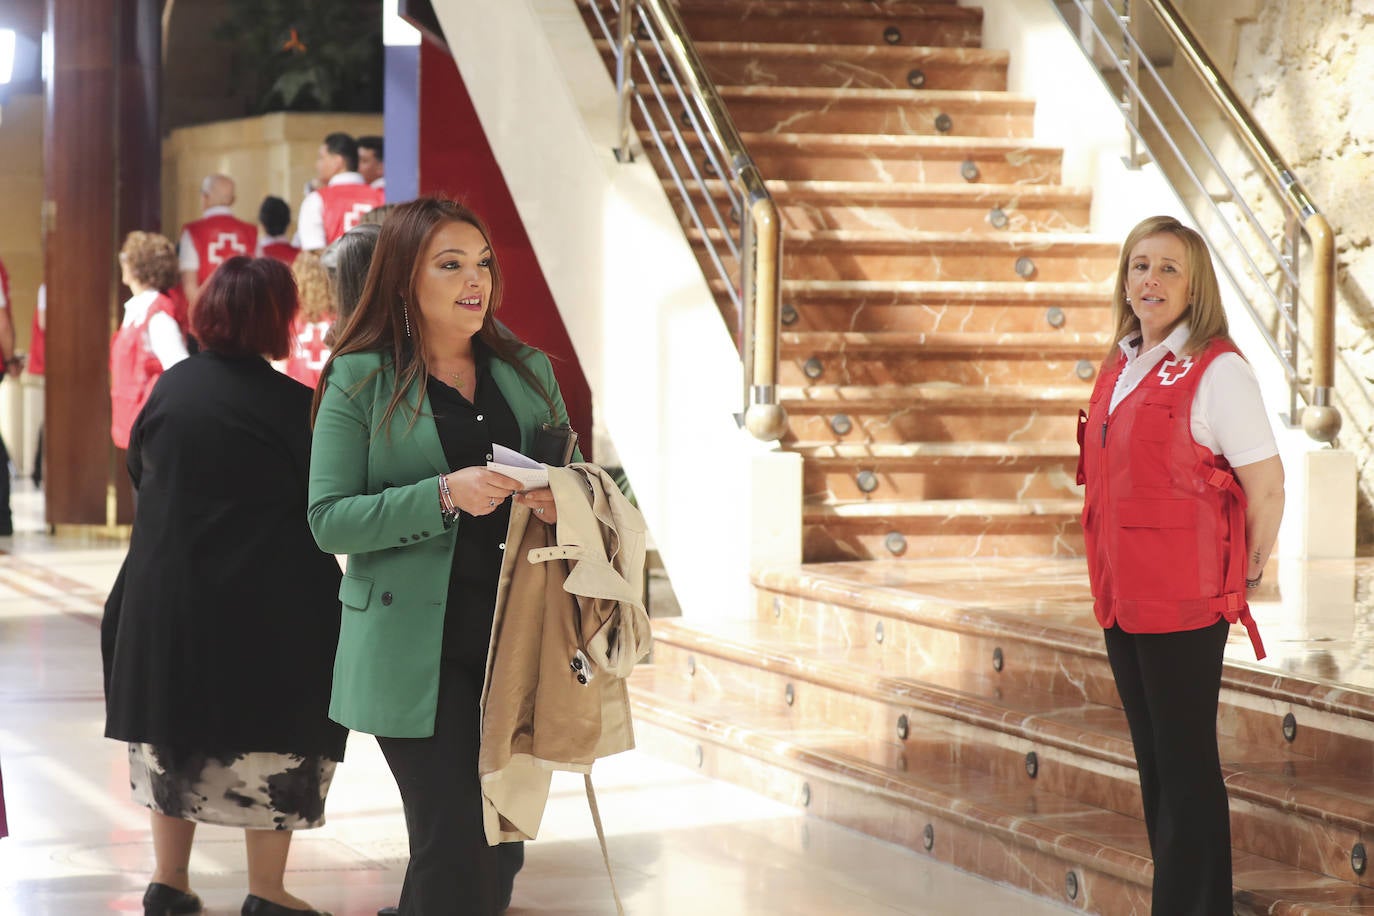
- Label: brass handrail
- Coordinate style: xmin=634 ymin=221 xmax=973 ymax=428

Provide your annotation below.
xmin=1140 ymin=0 xmax=1338 ymax=441
xmin=591 ymin=0 xmax=786 ymax=440
xmin=1056 ymin=0 xmax=1341 ymax=442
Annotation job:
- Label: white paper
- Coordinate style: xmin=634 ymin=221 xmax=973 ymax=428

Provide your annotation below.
xmin=487 ymin=444 xmax=548 ymax=490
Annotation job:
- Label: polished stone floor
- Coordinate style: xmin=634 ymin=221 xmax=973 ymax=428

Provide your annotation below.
xmin=0 ymin=485 xmax=1076 ymax=915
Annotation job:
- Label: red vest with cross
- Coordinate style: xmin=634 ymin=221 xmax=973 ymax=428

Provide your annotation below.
xmin=320 ymin=184 xmax=383 ymax=245
xmin=1076 ymin=337 xmax=1265 ymax=659
xmin=109 ymin=293 xmax=177 ymax=449
xmin=261 ymin=240 xmax=300 ymax=267
xmin=285 ymin=316 xmax=333 ymax=388
xmin=184 ymin=214 xmax=258 ymax=285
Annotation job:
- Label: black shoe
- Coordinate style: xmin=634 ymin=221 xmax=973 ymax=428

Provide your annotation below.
xmin=143 ymin=882 xmax=203 ymax=915
xmin=241 ymin=895 xmax=331 ymax=916
xmin=376 ymin=909 xmax=399 ymax=916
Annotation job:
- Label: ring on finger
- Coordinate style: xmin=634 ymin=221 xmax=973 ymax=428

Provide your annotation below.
xmin=536 ymin=507 xmax=544 ymax=515
xmin=488 ymin=498 xmax=496 ymax=507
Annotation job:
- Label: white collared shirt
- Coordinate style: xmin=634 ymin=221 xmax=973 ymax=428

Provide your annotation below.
xmin=1109 ymin=323 xmax=1277 ymax=467
xmin=297 ymin=172 xmax=369 ymax=251
xmin=122 ymin=289 xmax=190 ymax=370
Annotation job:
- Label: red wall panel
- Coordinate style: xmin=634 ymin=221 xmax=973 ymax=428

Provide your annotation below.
xmin=418 ymin=41 xmax=594 ymax=459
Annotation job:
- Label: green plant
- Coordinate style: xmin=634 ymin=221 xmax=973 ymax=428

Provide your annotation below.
xmin=214 ymin=0 xmax=383 ymax=114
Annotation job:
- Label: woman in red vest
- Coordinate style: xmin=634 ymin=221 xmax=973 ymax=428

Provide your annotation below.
xmin=283 ymin=250 xmax=335 ymax=388
xmin=111 ymin=233 xmax=190 ymax=449
xmin=1077 ymin=215 xmax=1285 ymax=915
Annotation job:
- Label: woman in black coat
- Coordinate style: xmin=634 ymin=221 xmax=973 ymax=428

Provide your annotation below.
xmin=102 ymin=257 xmax=345 ymax=916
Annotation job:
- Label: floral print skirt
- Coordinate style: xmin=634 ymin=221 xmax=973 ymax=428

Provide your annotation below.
xmin=128 ymin=743 xmax=336 ymax=830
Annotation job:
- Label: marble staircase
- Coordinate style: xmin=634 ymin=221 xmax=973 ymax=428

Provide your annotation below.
xmin=578 ymin=0 xmax=1374 ymax=911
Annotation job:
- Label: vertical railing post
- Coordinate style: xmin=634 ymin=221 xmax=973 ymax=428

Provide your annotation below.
xmin=1122 ymin=0 xmax=1146 ymax=168
xmin=614 ymin=1 xmax=636 ymax=162
xmin=1281 ymin=215 xmax=1301 ymax=424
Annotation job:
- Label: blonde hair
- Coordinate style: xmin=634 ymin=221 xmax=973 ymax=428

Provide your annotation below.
xmin=1110 ymin=215 xmax=1230 ymax=357
xmin=119 ymin=232 xmax=180 ymax=292
xmin=291 ymin=250 xmax=337 ymax=324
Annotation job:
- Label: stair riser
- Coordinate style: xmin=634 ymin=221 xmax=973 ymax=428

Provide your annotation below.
xmin=802 ymin=461 xmax=1083 ymax=501
xmin=678 ymin=195 xmax=1091 ymax=233
xmin=652 ymin=141 xmax=1065 ymax=184
xmin=633 ymin=715 xmax=1152 ymax=915
xmin=675 ymin=15 xmax=982 ymax=47
xmin=699 ymin=52 xmax=1007 ymax=92
xmin=780 ymin=354 xmax=1102 ymax=386
xmin=760 ymin=146 xmax=1063 ymax=184
xmin=671 ymin=97 xmax=1034 ymax=138
xmin=778 ymin=302 xmax=1114 ymax=334
xmin=648 ymin=643 xmax=1371 ymax=884
xmin=757 ymin=587 xmax=1374 ymax=773
xmin=803 ymin=520 xmax=1086 ymax=562
xmin=768 ymin=249 xmax=1115 ymax=284
xmin=784 ymin=408 xmax=1081 ymax=444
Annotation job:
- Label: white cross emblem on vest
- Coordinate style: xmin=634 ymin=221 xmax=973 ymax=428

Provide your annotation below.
xmin=342 ymin=203 xmax=373 ymax=233
xmin=1157 ymin=355 xmax=1195 ymax=386
xmin=208 ymin=232 xmax=248 ymax=265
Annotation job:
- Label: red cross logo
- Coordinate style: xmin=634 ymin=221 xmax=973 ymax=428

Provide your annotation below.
xmin=207 ymin=232 xmax=249 ymax=265
xmin=298 ymin=321 xmax=331 ymax=370
xmin=342 ymin=203 xmax=373 ymax=233
xmin=1157 ymin=355 xmax=1195 ymax=386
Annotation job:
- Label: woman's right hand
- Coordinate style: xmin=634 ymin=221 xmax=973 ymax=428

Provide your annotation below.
xmin=444 ymin=466 xmax=523 ymax=516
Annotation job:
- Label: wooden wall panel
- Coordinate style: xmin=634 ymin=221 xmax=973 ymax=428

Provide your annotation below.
xmin=44 ymin=0 xmax=160 ymax=526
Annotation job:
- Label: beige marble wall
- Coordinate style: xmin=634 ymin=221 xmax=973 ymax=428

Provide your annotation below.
xmin=161 ymin=111 xmax=383 ymax=244
xmin=1172 ymin=0 xmax=1374 ymax=539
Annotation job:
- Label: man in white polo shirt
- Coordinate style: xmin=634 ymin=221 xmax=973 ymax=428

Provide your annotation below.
xmin=297 ymin=133 xmax=384 ymax=251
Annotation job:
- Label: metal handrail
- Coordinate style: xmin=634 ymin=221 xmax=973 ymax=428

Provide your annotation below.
xmin=587 ymin=0 xmax=786 ymax=441
xmin=1054 ymin=0 xmax=1341 ymax=442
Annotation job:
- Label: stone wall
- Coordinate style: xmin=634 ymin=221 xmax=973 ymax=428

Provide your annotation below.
xmin=1169 ymin=0 xmax=1374 ymax=541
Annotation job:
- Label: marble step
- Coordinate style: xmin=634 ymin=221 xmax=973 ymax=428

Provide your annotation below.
xmin=669 ymin=1 xmax=983 ymax=47
xmin=689 ymin=228 xmax=1119 ymax=283
xmin=791 ymin=440 xmax=1083 ymax=501
xmin=754 ymin=560 xmax=1374 ymax=776
xmin=710 ymin=278 xmax=1114 ymax=333
xmin=676 ymin=179 xmax=1093 ymax=233
xmin=653 ymin=131 xmax=1067 ymax=184
xmin=779 ymin=330 xmax=1111 ymax=386
xmin=603 ymin=40 xmax=1009 ymax=91
xmin=655 ymin=86 xmax=1036 ymax=137
xmin=630 ymin=665 xmax=1374 ymax=915
xmin=648 ymin=618 xmax=1374 ymax=888
xmin=801 ymin=496 xmax=1086 ymax=560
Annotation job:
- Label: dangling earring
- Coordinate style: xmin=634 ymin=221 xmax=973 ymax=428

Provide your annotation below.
xmin=402 ymin=298 xmax=412 ymax=338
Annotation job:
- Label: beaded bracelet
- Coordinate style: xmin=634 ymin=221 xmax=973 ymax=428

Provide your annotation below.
xmin=437 ymin=475 xmax=459 ymax=528
xmin=1245 ymin=573 xmax=1262 ymax=589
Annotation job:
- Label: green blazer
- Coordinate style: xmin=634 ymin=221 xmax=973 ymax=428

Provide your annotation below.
xmin=308 ymin=347 xmax=576 ymax=738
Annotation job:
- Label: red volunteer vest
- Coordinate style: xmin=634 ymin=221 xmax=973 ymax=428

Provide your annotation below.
xmin=284 ymin=316 xmax=333 ymax=388
xmin=320 ymin=184 xmax=383 ymax=245
xmin=261 ymin=240 xmax=300 ymax=267
xmin=184 ymin=214 xmax=258 ymax=285
xmin=109 ymin=294 xmax=176 ymax=449
xmin=1077 ymin=338 xmax=1264 ymax=659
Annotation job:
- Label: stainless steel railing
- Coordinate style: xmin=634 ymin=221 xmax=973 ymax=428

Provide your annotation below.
xmin=586 ymin=0 xmax=786 ymax=441
xmin=1053 ymin=0 xmax=1341 ymax=442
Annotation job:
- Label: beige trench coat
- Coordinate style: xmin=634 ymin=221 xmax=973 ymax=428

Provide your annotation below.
xmin=479 ymin=463 xmax=653 ymax=844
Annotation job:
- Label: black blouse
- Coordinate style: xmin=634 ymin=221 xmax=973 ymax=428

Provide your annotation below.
xmin=426 ymin=346 xmax=522 ymax=664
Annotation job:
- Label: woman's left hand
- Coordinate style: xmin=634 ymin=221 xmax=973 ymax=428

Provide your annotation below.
xmin=517 ymin=487 xmax=557 ymax=524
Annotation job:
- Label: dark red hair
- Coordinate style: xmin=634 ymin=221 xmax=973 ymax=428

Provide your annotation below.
xmin=191 ymin=256 xmax=299 ymax=360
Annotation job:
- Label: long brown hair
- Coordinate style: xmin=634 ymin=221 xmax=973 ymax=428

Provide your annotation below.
xmin=1109 ymin=215 xmax=1231 ymax=357
xmin=310 ymin=196 xmax=556 ymax=430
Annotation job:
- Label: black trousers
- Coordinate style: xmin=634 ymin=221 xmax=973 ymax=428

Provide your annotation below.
xmin=1103 ymin=619 xmax=1232 ymax=916
xmin=377 ymin=659 xmax=524 ymax=916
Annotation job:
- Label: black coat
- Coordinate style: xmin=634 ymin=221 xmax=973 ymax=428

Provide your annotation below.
xmin=102 ymin=352 xmax=347 ymax=760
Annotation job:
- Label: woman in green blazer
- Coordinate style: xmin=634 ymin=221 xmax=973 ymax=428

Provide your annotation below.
xmin=308 ymin=198 xmax=575 ymax=915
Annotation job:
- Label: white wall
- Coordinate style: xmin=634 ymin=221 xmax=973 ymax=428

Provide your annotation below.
xmin=432 ymin=0 xmax=801 ymax=620
xmin=968 ymin=0 xmax=1353 ymax=557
